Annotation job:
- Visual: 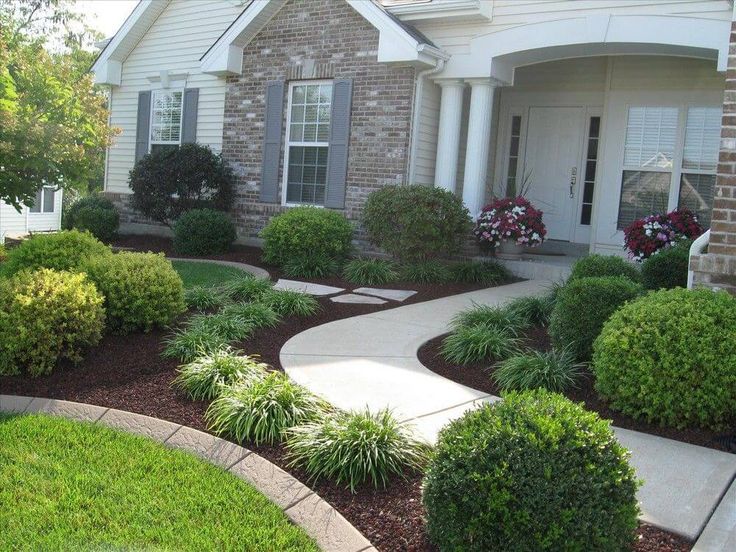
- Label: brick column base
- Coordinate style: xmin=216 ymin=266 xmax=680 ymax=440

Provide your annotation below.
xmin=690 ymin=252 xmax=736 ymax=294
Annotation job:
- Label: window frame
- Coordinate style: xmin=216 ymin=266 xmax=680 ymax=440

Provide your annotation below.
xmin=149 ymin=88 xmax=184 ymax=153
xmin=28 ymin=186 xmax=56 ymax=215
xmin=281 ymin=79 xmax=333 ymax=207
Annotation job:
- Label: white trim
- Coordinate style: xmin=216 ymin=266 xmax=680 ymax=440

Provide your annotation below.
xmin=386 ymin=0 xmax=492 ymax=23
xmin=28 ymin=186 xmax=57 ymax=215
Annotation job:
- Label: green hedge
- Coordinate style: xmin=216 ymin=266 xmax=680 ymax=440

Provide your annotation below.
xmin=569 ymin=254 xmax=641 ymax=283
xmin=63 ymin=195 xmax=120 ymax=242
xmin=173 ymin=208 xmax=237 ymax=255
xmin=641 ymin=245 xmax=690 ymax=290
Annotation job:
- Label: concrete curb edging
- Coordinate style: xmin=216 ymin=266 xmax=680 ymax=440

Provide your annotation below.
xmin=167 ymin=257 xmax=271 ymax=280
xmin=0 ymin=394 xmax=373 ymax=552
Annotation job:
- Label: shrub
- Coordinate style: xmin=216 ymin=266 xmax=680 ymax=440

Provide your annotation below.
xmin=129 ymin=143 xmax=234 ymax=226
xmin=549 ymin=276 xmax=643 ymax=361
xmin=0 ymin=244 xmax=6 ymax=262
xmin=448 ymin=260 xmax=512 ymax=285
xmin=363 ymin=185 xmax=470 ymax=261
xmin=84 ymin=252 xmax=185 ymax=333
xmin=1 ymin=230 xmax=110 ymax=276
xmin=221 ymin=302 xmax=281 ymax=329
xmin=221 ymin=277 xmax=272 ymax=302
xmin=261 ymin=207 xmax=353 ymax=267
xmin=593 ymin=289 xmax=736 ymax=429
xmin=400 ymin=260 xmax=451 ymax=284
xmin=504 ymin=293 xmax=556 ymax=327
xmin=172 ymin=209 xmax=237 ymax=255
xmin=282 ymin=254 xmax=339 ymax=279
xmin=451 ymin=303 xmax=527 ymax=335
xmin=0 ymin=269 xmax=105 ymax=376
xmin=641 ymin=244 xmax=690 ymax=290
xmin=342 ymin=258 xmax=398 ymax=286
xmin=569 ymin=254 xmax=641 ymax=283
xmin=162 ymin=326 xmax=231 ymax=363
xmin=441 ymin=324 xmax=520 ymax=365
xmin=493 ymin=349 xmax=582 ymax=393
xmin=173 ymin=348 xmax=268 ymax=401
xmin=423 ymin=390 xmax=639 ymax=551
xmin=286 ymin=408 xmax=431 ymax=493
xmin=206 ymin=372 xmax=329 ymax=445
xmin=261 ymin=290 xmax=319 ymax=317
xmin=63 ymin=195 xmax=120 ymax=242
xmin=184 ymin=286 xmax=230 ymax=312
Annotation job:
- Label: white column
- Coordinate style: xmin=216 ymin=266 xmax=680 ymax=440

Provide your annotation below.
xmin=433 ymin=80 xmax=465 ymax=192
xmin=462 ymin=79 xmax=496 ymax=218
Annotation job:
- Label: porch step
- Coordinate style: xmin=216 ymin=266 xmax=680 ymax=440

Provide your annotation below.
xmin=493 ymin=256 xmax=574 ymax=282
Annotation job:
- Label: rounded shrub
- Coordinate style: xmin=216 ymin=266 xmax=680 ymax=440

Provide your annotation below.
xmin=363 ymin=185 xmax=471 ymax=261
xmin=423 ymin=390 xmax=640 ymax=551
xmin=260 ymin=207 xmax=353 ymax=267
xmin=0 ymin=269 xmax=105 ymax=376
xmin=63 ymin=195 xmax=120 ymax=242
xmin=569 ymin=254 xmax=641 ymax=283
xmin=641 ymin=244 xmax=690 ymax=290
xmin=84 ymin=252 xmax=185 ymax=333
xmin=549 ymin=276 xmax=643 ymax=360
xmin=1 ymin=230 xmax=110 ymax=276
xmin=593 ymin=289 xmax=736 ymax=429
xmin=172 ymin=208 xmax=237 ymax=255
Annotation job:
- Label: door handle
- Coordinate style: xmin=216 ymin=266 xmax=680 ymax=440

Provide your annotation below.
xmin=569 ymin=167 xmax=577 ymax=199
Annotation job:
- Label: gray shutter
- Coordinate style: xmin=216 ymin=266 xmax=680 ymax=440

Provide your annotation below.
xmin=135 ymin=90 xmax=152 ymax=162
xmin=260 ymin=80 xmax=285 ymax=203
xmin=181 ymin=88 xmax=199 ymax=144
xmin=325 ymin=78 xmax=353 ymax=209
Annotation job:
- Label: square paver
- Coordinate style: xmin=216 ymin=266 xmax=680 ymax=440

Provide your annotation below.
xmin=353 ymin=287 xmax=417 ymax=301
xmin=274 ymin=279 xmax=344 ymax=296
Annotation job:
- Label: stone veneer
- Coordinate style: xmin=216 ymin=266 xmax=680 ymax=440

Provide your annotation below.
xmin=221 ymin=0 xmax=416 ymax=242
xmin=691 ymin=21 xmax=736 ymax=294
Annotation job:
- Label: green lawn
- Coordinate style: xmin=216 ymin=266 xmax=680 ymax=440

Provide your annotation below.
xmin=172 ymin=260 xmax=250 ymax=289
xmin=0 ymin=414 xmax=318 ymax=551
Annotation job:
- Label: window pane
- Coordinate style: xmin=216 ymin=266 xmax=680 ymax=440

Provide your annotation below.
xmin=683 ymin=107 xmax=721 ymax=171
xmin=316 ymin=123 xmax=330 ymax=142
xmin=291 ymin=105 xmax=305 ymax=122
xmin=679 ymin=173 xmax=715 ymax=228
xmin=623 ymin=106 xmax=678 ymax=169
xmin=286 ymin=146 xmax=328 ymax=205
xmin=43 ymin=188 xmax=54 ymax=213
xmin=617 ymin=170 xmax=671 ymax=229
xmin=292 ymin=85 xmax=306 ymax=104
xmin=30 ymin=188 xmax=43 ymax=213
xmin=150 ymin=90 xmax=183 ymax=146
xmin=290 ymin=124 xmax=303 ymax=141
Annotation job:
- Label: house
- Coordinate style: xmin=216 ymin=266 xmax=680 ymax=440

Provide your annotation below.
xmin=92 ymin=0 xmax=736 ymax=291
xmin=0 ymin=189 xmax=63 ymax=244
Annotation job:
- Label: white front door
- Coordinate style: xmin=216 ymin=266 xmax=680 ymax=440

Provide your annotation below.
xmin=523 ymin=107 xmax=585 ymax=242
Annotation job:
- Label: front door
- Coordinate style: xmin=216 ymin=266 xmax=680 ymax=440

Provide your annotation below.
xmin=523 ymin=107 xmax=585 ymax=242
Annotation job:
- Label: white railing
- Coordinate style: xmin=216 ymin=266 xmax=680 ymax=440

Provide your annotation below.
xmin=687 ymin=229 xmax=711 ymax=289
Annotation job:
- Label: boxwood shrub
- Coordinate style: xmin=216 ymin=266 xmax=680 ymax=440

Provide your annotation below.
xmin=260 ymin=207 xmax=353 ymax=267
xmin=569 ymin=254 xmax=641 ymax=283
xmin=641 ymin=244 xmax=690 ymax=290
xmin=0 ymin=269 xmax=105 ymax=376
xmin=1 ymin=230 xmax=111 ymax=276
xmin=363 ymin=185 xmax=471 ymax=261
xmin=63 ymin=195 xmax=120 ymax=242
xmin=549 ymin=276 xmax=643 ymax=360
xmin=85 ymin=252 xmax=185 ymax=333
xmin=173 ymin=208 xmax=237 ymax=255
xmin=593 ymin=288 xmax=736 ymax=429
xmin=423 ymin=390 xmax=639 ymax=551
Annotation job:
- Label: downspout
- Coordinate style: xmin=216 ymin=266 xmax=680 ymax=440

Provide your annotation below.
xmin=687 ymin=229 xmax=710 ymax=289
xmin=407 ymin=52 xmax=446 ymax=184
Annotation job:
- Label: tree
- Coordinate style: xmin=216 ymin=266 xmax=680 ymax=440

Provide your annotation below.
xmin=0 ymin=1 xmax=117 ymax=210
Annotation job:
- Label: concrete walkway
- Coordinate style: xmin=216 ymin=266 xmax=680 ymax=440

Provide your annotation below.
xmin=281 ymin=279 xmax=736 ymax=543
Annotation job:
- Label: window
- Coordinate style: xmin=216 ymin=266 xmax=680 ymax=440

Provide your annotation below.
xmin=29 ymin=186 xmax=55 ymax=214
xmin=505 ymin=115 xmax=522 ymax=196
xmin=150 ymin=89 xmax=183 ymax=156
xmin=285 ymin=81 xmax=332 ymax=205
xmin=678 ymin=107 xmax=721 ymax=227
xmin=580 ymin=116 xmax=601 ymax=226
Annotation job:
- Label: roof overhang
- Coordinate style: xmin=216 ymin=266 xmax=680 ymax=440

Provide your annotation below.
xmin=200 ymin=0 xmax=447 ymax=77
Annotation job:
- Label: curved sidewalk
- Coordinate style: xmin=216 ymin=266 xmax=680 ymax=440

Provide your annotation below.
xmin=281 ymin=280 xmax=736 ymax=544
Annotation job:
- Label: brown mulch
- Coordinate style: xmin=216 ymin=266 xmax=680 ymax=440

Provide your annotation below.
xmin=417 ymin=327 xmax=736 ymax=454
xmin=0 ymin=236 xmax=699 ymax=550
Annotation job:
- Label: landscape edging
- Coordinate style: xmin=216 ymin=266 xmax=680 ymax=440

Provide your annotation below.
xmin=0 ymin=394 xmax=373 ymax=552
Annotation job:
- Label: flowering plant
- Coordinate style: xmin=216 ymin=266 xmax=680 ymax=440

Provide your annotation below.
xmin=623 ymin=208 xmax=703 ymax=262
xmin=474 ymin=196 xmax=546 ymax=249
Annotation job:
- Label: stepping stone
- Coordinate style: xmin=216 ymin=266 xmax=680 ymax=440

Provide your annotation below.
xmin=331 ymin=293 xmax=387 ymax=305
xmin=353 ymin=287 xmax=417 ymax=302
xmin=273 ymin=279 xmax=344 ymax=296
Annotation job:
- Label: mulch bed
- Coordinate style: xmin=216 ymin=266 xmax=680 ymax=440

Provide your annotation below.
xmin=0 ymin=236 xmax=697 ymax=550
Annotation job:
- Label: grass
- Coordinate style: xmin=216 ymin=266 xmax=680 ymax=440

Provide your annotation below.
xmin=493 ymin=348 xmax=583 ymax=393
xmin=343 ymin=258 xmax=398 ymax=286
xmin=441 ymin=323 xmax=521 ymax=365
xmin=172 ymin=260 xmax=248 ymax=289
xmin=400 ymin=260 xmax=451 ymax=284
xmin=0 ymin=413 xmax=318 ymax=551
xmin=451 ymin=303 xmax=528 ymax=335
xmin=262 ymin=289 xmax=320 ymax=317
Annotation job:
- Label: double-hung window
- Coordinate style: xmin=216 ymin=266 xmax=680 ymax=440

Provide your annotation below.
xmin=149 ymin=89 xmax=183 ymax=156
xmin=29 ymin=186 xmax=55 ymax=214
xmin=284 ymin=81 xmax=332 ymax=205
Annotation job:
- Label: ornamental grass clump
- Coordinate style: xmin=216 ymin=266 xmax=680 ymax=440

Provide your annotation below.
xmin=282 ymin=254 xmax=339 ymax=279
xmin=342 ymin=258 xmax=398 ymax=286
xmin=185 ymin=312 xmax=255 ymax=342
xmin=261 ymin=289 xmax=319 ymax=317
xmin=448 ymin=260 xmax=512 ymax=285
xmin=286 ymin=408 xmax=431 ymax=493
xmin=206 ymin=372 xmax=329 ymax=445
xmin=400 ymin=260 xmax=451 ymax=284
xmin=451 ymin=303 xmax=527 ymax=335
xmin=173 ymin=348 xmax=268 ymax=401
xmin=220 ymin=302 xmax=281 ymax=329
xmin=504 ymin=293 xmax=556 ymax=327
xmin=493 ymin=348 xmax=583 ymax=393
xmin=162 ymin=326 xmax=231 ymax=363
xmin=423 ymin=390 xmax=640 ymax=551
xmin=221 ymin=277 xmax=272 ymax=302
xmin=184 ymin=286 xmax=230 ymax=311
xmin=441 ymin=324 xmax=520 ymax=365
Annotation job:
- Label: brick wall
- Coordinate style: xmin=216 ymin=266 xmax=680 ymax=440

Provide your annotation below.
xmin=691 ymin=21 xmax=736 ymax=294
xmin=221 ymin=0 xmax=416 ymax=242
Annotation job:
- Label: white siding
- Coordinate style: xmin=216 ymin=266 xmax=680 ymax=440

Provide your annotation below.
xmin=105 ymin=0 xmax=242 ymax=194
xmin=413 ymin=79 xmax=440 ymax=186
xmin=0 ymin=202 xmax=27 ymax=240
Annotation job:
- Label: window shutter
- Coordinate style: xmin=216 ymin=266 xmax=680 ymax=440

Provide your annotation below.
xmin=260 ymin=80 xmax=285 ymax=203
xmin=181 ymin=88 xmax=199 ymax=144
xmin=135 ymin=90 xmax=152 ymax=162
xmin=325 ymin=78 xmax=353 ymax=209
